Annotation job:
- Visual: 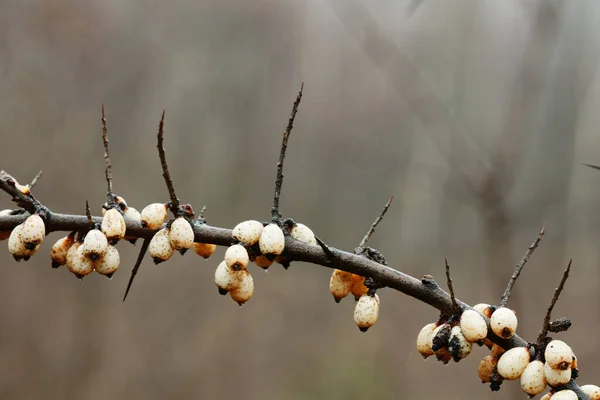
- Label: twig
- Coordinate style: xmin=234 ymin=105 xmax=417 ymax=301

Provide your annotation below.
xmin=101 ymin=105 xmax=115 ymax=207
xmin=582 ymin=163 xmax=600 ymax=171
xmin=123 ymin=237 xmax=151 ymax=302
xmin=0 ymin=170 xmax=47 ymax=216
xmin=537 ymin=259 xmax=572 ymax=344
xmin=357 ymin=196 xmax=393 ymax=250
xmin=29 ymin=170 xmax=43 ymax=189
xmin=500 ymin=224 xmax=545 ymax=307
xmin=156 ymin=110 xmax=179 ymax=215
xmin=445 ymin=258 xmax=460 ymax=313
xmin=85 ymin=200 xmax=93 ymax=229
xmin=271 ymin=83 xmax=304 ymax=221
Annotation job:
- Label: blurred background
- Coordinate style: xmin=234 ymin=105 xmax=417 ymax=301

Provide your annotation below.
xmin=1 ymin=0 xmax=599 ymax=399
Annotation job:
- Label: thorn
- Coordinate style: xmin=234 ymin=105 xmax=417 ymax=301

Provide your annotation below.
xmin=123 ymin=237 xmax=151 ymax=302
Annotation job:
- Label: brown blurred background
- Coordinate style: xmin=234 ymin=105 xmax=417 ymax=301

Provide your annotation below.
xmin=1 ymin=0 xmax=599 ymax=399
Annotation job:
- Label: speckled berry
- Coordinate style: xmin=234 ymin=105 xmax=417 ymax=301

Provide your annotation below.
xmin=544 ymin=340 xmax=573 ymax=371
xmin=101 ymin=208 xmax=126 ymax=244
xmin=473 ymin=303 xmax=494 ymax=318
xmin=350 ymin=274 xmax=369 ymax=300
xmin=148 ymin=228 xmax=174 ymax=264
xmin=68 ymin=245 xmax=95 ymax=279
xmin=193 ymin=242 xmax=216 ymax=259
xmin=353 ymin=293 xmax=380 ymax=332
xmin=232 ymin=220 xmax=263 ymax=246
xmin=478 ymin=354 xmax=499 ymax=383
xmin=497 ymin=347 xmax=530 ymax=380
xmin=580 ymin=385 xmax=600 ymax=400
xmin=460 ymin=309 xmax=488 ymax=343
xmin=95 ymin=245 xmax=120 ymax=278
xmin=50 ymin=233 xmax=75 ymax=268
xmin=229 ymin=270 xmax=254 ymax=306
xmin=258 ymin=223 xmax=285 ymax=256
xmin=8 ymin=223 xmax=39 ymax=261
xmin=416 ymin=322 xmax=437 ymax=359
xmin=329 ymin=269 xmax=353 ymax=303
xmin=254 ymin=255 xmax=273 ymax=269
xmin=520 ymin=360 xmax=546 ymax=396
xmin=81 ymin=229 xmax=108 ymax=262
xmin=544 ymin=361 xmax=572 ymax=386
xmin=551 ymin=390 xmax=578 ymax=400
xmin=490 ymin=307 xmax=518 ymax=339
xmin=290 ymin=223 xmax=316 ymax=245
xmin=20 ymin=214 xmax=45 ymax=247
xmin=224 ymin=244 xmax=249 ymax=271
xmin=140 ymin=203 xmax=168 ymax=230
xmin=168 ymin=217 xmax=194 ymax=253
xmin=214 ymin=260 xmax=243 ymax=293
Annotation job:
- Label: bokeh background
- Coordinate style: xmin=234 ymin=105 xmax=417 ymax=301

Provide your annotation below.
xmin=1 ymin=0 xmax=600 ymax=399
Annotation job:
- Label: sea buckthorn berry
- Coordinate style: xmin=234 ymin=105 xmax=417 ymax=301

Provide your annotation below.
xmin=258 ymin=223 xmax=285 ymax=256
xmin=473 ymin=303 xmax=494 ymax=318
xmin=68 ymin=245 xmax=95 ymax=279
xmin=101 ymin=208 xmax=126 ymax=244
xmin=81 ymin=229 xmax=108 ymax=262
xmin=478 ymin=354 xmax=499 ymax=383
xmin=544 ymin=340 xmax=573 ymax=371
xmin=551 ymin=390 xmax=577 ymax=400
xmin=20 ymin=214 xmax=45 ymax=247
xmin=102 ymin=196 xmax=127 ymax=215
xmin=229 ymin=270 xmax=254 ymax=306
xmin=290 ymin=223 xmax=316 ymax=245
xmin=214 ymin=260 xmax=243 ymax=294
xmin=580 ymin=385 xmax=600 ymax=400
xmin=350 ymin=274 xmax=369 ymax=300
xmin=140 ymin=203 xmax=168 ymax=230
xmin=168 ymin=217 xmax=194 ymax=253
xmin=490 ymin=307 xmax=518 ymax=339
xmin=8 ymin=223 xmax=39 ymax=261
xmin=193 ymin=242 xmax=216 ymax=259
xmin=544 ymin=362 xmax=572 ymax=386
xmin=490 ymin=344 xmax=505 ymax=357
xmin=224 ymin=244 xmax=249 ymax=271
xmin=416 ymin=322 xmax=437 ymax=359
xmin=329 ymin=269 xmax=353 ymax=303
xmin=50 ymin=233 xmax=75 ymax=268
xmin=448 ymin=325 xmax=472 ymax=361
xmin=66 ymin=242 xmax=82 ymax=270
xmin=232 ymin=220 xmax=264 ymax=246
xmin=254 ymin=255 xmax=273 ymax=269
xmin=459 ymin=309 xmax=488 ymax=343
xmin=520 ymin=360 xmax=547 ymax=395
xmin=430 ymin=323 xmax=451 ymax=354
xmin=123 ymin=207 xmax=141 ymax=223
xmin=497 ymin=347 xmax=530 ymax=380
xmin=353 ymin=293 xmax=380 ymax=332
xmin=148 ymin=228 xmax=174 ymax=264
xmin=94 ymin=245 xmax=120 ymax=278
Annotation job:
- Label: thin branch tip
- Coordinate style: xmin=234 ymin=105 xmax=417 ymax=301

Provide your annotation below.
xmin=101 ymin=106 xmax=115 ymax=205
xmin=358 ymin=196 xmax=394 ymax=249
xmin=537 ymin=259 xmax=572 ymax=343
xmin=444 ymin=258 xmax=459 ymax=312
xmin=156 ymin=111 xmax=179 ymax=213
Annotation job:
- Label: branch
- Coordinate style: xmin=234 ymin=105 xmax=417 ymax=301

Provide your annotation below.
xmin=271 ymin=83 xmax=303 ymax=221
xmin=101 ymin=105 xmax=115 ymax=206
xmin=0 ymin=171 xmax=47 ymax=216
xmin=537 ymin=259 xmax=572 ymax=344
xmin=156 ymin=110 xmax=180 ymax=215
xmin=499 ymin=224 xmax=545 ymax=307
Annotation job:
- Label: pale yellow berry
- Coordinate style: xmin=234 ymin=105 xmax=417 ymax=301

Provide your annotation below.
xmin=81 ymin=229 xmax=108 ymax=262
xmin=65 ymin=242 xmax=82 ymax=271
xmin=94 ymin=245 xmax=120 ymax=278
xmin=254 ymin=255 xmax=273 ymax=269
xmin=50 ymin=234 xmax=75 ymax=268
xmin=353 ymin=293 xmax=380 ymax=332
xmin=214 ymin=260 xmax=243 ymax=294
xmin=123 ymin=207 xmax=141 ymax=223
xmin=473 ymin=303 xmax=494 ymax=318
xmin=140 ymin=203 xmax=168 ymax=230
xmin=448 ymin=325 xmax=472 ymax=361
xmin=460 ymin=309 xmax=488 ymax=343
xmin=544 ymin=340 xmax=573 ymax=371
xmin=490 ymin=343 xmax=505 ymax=357
xmin=490 ymin=307 xmax=518 ymax=339
xmin=497 ymin=347 xmax=530 ymax=380
xmin=193 ymin=242 xmax=216 ymax=259
xmin=551 ymin=390 xmax=578 ymax=400
xmin=258 ymin=223 xmax=285 ymax=256
xmin=8 ymin=223 xmax=39 ymax=261
xmin=232 ymin=220 xmax=264 ymax=246
xmin=520 ymin=360 xmax=547 ymax=395
xmin=580 ymin=385 xmax=600 ymax=400
xmin=68 ymin=245 xmax=95 ymax=279
xmin=168 ymin=217 xmax=194 ymax=253
xmin=229 ymin=270 xmax=254 ymax=306
xmin=329 ymin=269 xmax=353 ymax=303
xmin=20 ymin=214 xmax=45 ymax=246
xmin=101 ymin=208 xmax=126 ymax=244
xmin=350 ymin=274 xmax=369 ymax=300
xmin=416 ymin=322 xmax=437 ymax=359
xmin=544 ymin=362 xmax=572 ymax=386
xmin=478 ymin=354 xmax=499 ymax=383
xmin=290 ymin=223 xmax=316 ymax=245
xmin=148 ymin=228 xmax=174 ymax=264
xmin=224 ymin=244 xmax=249 ymax=271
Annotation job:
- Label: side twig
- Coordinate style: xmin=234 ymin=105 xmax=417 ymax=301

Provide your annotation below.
xmin=537 ymin=259 xmax=572 ymax=344
xmin=357 ymin=196 xmax=393 ymax=250
xmin=445 ymin=258 xmax=459 ymax=314
xmin=29 ymin=170 xmax=43 ymax=189
xmin=101 ymin=105 xmax=115 ymax=207
xmin=500 ymin=224 xmax=545 ymax=307
xmin=271 ymin=83 xmax=304 ymax=221
xmin=156 ymin=110 xmax=180 ymax=215
xmin=123 ymin=237 xmax=151 ymax=302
